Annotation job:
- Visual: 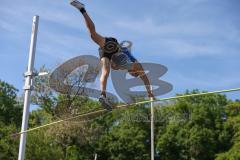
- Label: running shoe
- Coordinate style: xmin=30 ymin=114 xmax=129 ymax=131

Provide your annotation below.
xmin=99 ymin=95 xmax=113 ymax=111
xmin=70 ymin=0 xmax=85 ymax=10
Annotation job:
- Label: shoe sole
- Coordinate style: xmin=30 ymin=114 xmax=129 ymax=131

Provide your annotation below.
xmin=70 ymin=0 xmax=84 ymax=8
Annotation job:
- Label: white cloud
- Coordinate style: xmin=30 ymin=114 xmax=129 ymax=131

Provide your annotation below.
xmin=113 ymin=16 xmax=240 ymax=59
xmin=156 ymin=39 xmax=222 ymax=58
xmin=115 ymin=17 xmax=229 ymax=38
xmin=36 ymin=27 xmax=99 ymax=63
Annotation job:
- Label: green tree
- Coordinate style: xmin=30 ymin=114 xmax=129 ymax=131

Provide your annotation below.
xmin=216 ymin=102 xmax=240 ymax=160
xmin=0 ymin=80 xmax=23 ymax=159
xmin=95 ymin=105 xmax=151 ymax=160
xmin=156 ymin=90 xmax=230 ymax=160
xmin=0 ymin=122 xmax=19 ymax=160
xmin=25 ymin=129 xmax=64 ymax=160
xmin=0 ymin=80 xmax=22 ymax=126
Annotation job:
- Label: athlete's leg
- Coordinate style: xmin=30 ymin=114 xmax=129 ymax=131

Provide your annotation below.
xmin=82 ymin=12 xmax=105 ymax=47
xmin=70 ymin=0 xmax=105 ymax=47
xmin=129 ymin=62 xmax=155 ymax=98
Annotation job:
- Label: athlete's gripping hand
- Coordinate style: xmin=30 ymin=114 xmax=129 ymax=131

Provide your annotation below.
xmin=148 ymin=92 xmax=156 ymax=100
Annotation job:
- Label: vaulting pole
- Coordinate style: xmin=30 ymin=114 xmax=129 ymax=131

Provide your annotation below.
xmin=18 ymin=15 xmax=39 ymax=160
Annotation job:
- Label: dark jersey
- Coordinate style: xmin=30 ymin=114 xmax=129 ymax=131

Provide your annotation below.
xmin=99 ymin=37 xmax=120 ymax=60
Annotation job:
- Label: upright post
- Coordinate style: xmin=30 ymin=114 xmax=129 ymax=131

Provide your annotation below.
xmin=94 ymin=153 xmax=98 ymax=160
xmin=18 ymin=15 xmax=39 ymax=160
xmin=150 ymin=86 xmax=154 ymax=160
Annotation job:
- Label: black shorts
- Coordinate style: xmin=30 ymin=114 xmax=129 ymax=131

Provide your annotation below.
xmin=99 ymin=37 xmax=119 ymax=60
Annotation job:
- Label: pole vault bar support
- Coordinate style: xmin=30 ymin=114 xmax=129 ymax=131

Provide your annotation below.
xmin=18 ymin=15 xmax=39 ymax=160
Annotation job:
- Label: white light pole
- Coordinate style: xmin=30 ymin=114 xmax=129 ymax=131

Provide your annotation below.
xmin=150 ymin=86 xmax=154 ymax=160
xmin=18 ymin=15 xmax=39 ymax=160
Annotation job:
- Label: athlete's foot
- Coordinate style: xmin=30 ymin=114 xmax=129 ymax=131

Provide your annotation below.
xmin=99 ymin=95 xmax=113 ymax=111
xmin=70 ymin=0 xmax=85 ymax=10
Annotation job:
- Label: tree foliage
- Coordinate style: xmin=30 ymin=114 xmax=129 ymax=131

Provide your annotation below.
xmin=0 ymin=80 xmax=22 ymax=126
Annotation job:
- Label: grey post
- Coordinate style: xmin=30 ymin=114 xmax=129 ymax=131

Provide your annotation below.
xmin=151 ymin=85 xmax=154 ymax=160
xmin=18 ymin=15 xmax=39 ymax=160
xmin=150 ymin=86 xmax=154 ymax=160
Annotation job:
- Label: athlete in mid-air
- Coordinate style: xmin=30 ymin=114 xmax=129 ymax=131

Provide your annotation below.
xmin=70 ymin=0 xmax=154 ymax=110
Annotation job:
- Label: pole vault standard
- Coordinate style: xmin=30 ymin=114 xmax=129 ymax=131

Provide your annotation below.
xmin=18 ymin=15 xmax=39 ymax=160
xmin=150 ymin=86 xmax=155 ymax=160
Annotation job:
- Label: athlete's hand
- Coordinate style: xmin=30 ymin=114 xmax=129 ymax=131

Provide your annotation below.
xmin=148 ymin=92 xmax=156 ymax=100
xmin=111 ymin=61 xmax=120 ymax=70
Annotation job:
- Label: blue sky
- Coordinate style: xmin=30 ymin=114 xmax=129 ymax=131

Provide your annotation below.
xmin=0 ymin=0 xmax=240 ymax=101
